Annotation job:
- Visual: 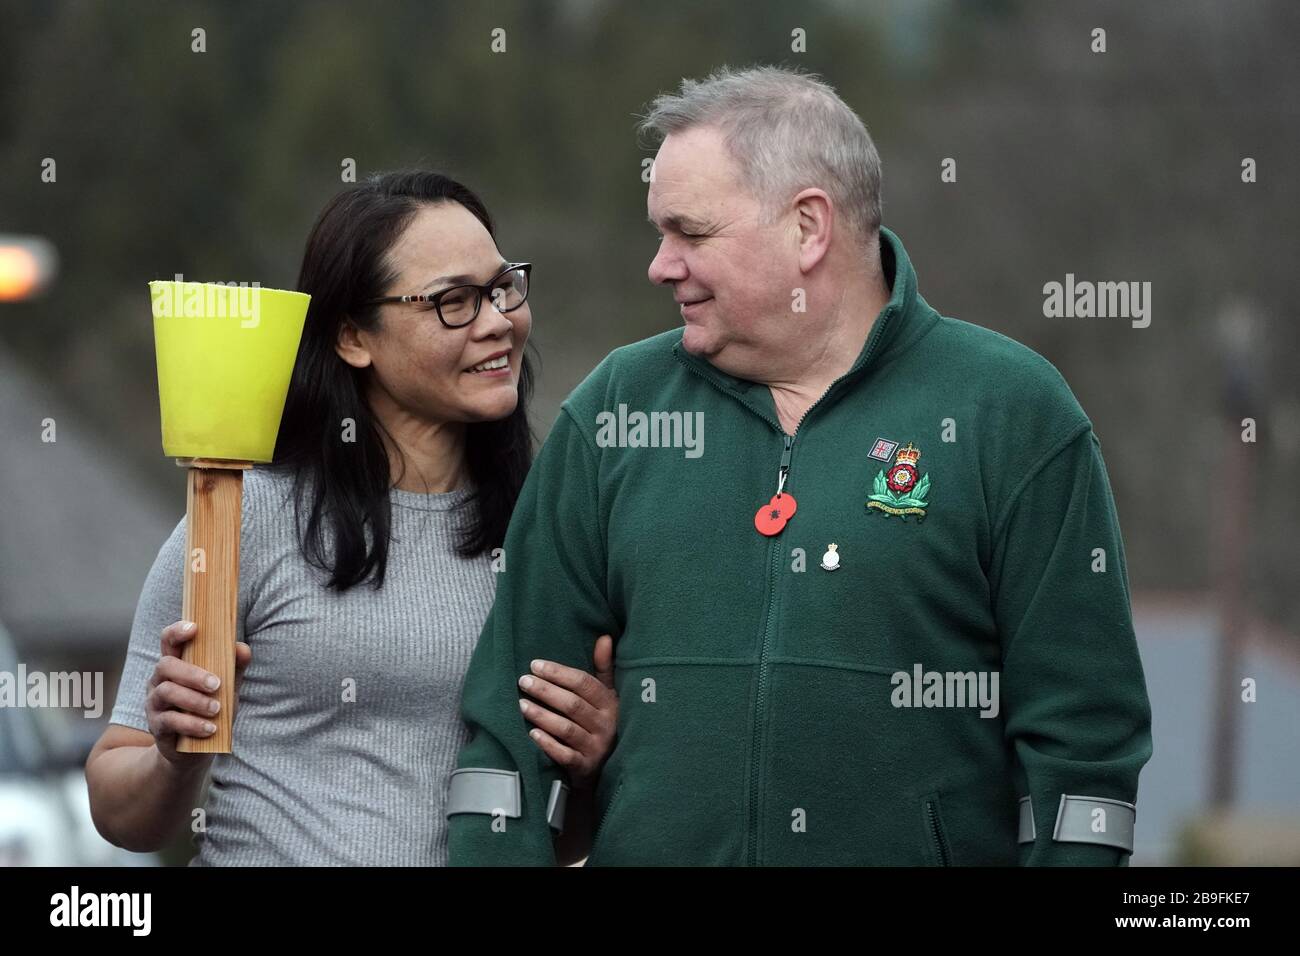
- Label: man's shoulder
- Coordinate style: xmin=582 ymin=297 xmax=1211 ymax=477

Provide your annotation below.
xmin=929 ymin=314 xmax=1070 ymax=387
xmin=560 ymin=326 xmax=688 ymax=419
xmin=923 ymin=313 xmax=1090 ymax=425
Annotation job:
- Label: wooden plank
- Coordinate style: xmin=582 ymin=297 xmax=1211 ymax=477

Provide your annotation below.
xmin=176 ymin=465 xmax=244 ymax=754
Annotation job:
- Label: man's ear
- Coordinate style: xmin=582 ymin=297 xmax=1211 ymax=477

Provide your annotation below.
xmin=792 ymin=188 xmax=833 ymax=274
xmin=335 ymin=318 xmax=373 ymax=370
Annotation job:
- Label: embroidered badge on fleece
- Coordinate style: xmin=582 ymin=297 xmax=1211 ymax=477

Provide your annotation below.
xmin=866 ymin=442 xmax=931 ymax=521
xmin=868 ymin=437 xmax=898 ymax=462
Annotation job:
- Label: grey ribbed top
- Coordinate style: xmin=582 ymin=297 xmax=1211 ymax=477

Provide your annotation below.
xmin=109 ymin=466 xmax=494 ymax=865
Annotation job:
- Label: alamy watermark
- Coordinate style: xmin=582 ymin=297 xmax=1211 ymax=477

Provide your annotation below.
xmin=595 ymin=404 xmax=704 ymax=459
xmin=50 ymin=886 xmax=150 ymax=936
xmin=890 ymin=664 xmax=999 ymax=719
xmin=0 ymin=664 xmax=103 ymax=718
xmin=1042 ymin=273 xmax=1151 ymax=328
xmin=150 ymin=273 xmax=262 ymax=328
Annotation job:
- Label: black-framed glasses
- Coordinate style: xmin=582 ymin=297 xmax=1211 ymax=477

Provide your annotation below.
xmin=366 ymin=262 xmax=531 ymax=328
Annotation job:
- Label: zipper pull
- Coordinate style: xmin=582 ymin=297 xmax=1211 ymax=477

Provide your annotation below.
xmin=755 ymin=435 xmax=798 ymax=536
xmin=778 ymin=434 xmax=793 ymax=487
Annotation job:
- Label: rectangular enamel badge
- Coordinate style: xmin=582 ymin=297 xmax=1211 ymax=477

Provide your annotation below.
xmin=869 ymin=437 xmax=898 ymax=461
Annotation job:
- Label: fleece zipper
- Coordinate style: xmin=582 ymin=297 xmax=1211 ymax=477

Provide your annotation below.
xmin=672 ymin=304 xmax=900 ymax=865
xmin=748 ymin=432 xmax=795 ymax=864
xmin=672 ymin=359 xmax=787 ymax=867
xmin=926 ymin=798 xmax=952 ymax=866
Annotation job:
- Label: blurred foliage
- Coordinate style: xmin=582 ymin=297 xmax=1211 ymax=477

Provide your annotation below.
xmin=1176 ymin=813 xmax=1300 ymax=866
xmin=0 ymin=0 xmax=1297 ymax=634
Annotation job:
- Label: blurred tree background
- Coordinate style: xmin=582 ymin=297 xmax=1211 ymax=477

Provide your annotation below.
xmin=1 ymin=0 xmax=1297 ymax=634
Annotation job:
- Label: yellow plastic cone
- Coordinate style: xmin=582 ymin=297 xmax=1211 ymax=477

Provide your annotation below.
xmin=150 ymin=280 xmax=310 ymax=461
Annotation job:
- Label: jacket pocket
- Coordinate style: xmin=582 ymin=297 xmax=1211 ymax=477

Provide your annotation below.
xmin=922 ymin=792 xmax=953 ymax=866
xmin=584 ymin=777 xmax=626 ymax=866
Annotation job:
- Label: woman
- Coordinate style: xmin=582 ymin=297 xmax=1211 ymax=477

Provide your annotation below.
xmin=85 ymin=170 xmax=617 ymax=865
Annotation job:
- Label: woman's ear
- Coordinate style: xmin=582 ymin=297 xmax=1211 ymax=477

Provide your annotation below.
xmin=335 ymin=318 xmax=373 ymax=369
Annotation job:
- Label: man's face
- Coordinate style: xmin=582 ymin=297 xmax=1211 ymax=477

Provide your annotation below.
xmin=647 ymin=126 xmax=794 ymax=377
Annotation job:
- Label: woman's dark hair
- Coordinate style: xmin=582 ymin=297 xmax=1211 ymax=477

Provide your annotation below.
xmin=273 ymin=169 xmax=535 ymax=591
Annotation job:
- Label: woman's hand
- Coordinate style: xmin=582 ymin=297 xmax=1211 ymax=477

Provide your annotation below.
xmin=146 ymin=620 xmax=252 ymax=767
xmin=518 ymin=634 xmax=617 ymax=790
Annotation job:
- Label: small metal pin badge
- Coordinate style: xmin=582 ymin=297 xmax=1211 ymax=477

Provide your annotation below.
xmin=820 ymin=543 xmax=840 ymax=571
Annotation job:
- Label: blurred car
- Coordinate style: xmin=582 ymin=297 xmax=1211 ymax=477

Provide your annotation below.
xmin=0 ymin=619 xmax=157 ymax=865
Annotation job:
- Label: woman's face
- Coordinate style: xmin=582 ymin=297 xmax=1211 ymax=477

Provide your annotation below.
xmin=339 ymin=201 xmax=531 ymax=425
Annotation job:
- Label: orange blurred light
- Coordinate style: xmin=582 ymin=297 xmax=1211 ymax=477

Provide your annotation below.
xmin=0 ymin=246 xmax=43 ymax=300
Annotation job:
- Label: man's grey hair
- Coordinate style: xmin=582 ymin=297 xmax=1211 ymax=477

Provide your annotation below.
xmin=638 ymin=65 xmax=883 ymax=248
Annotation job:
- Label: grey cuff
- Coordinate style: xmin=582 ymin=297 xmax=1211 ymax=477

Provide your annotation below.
xmin=546 ymin=779 xmax=570 ymax=834
xmin=446 ymin=768 xmax=521 ymax=819
xmin=1051 ymin=794 xmax=1136 ymax=852
xmin=1017 ymin=796 xmax=1036 ymax=843
xmin=446 ymin=769 xmax=569 ymax=833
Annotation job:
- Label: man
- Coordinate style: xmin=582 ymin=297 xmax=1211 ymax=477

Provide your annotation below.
xmin=447 ymin=66 xmax=1152 ymax=866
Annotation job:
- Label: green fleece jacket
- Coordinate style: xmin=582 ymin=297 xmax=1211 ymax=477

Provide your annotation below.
xmin=447 ymin=227 xmax=1153 ymax=866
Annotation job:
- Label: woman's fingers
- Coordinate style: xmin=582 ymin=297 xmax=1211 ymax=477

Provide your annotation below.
xmin=519 ymin=696 xmax=592 ymax=751
xmin=153 ymin=679 xmax=221 ymax=718
xmin=521 ymin=653 xmax=619 ymax=785
xmin=518 ymin=668 xmax=602 ymax=736
xmin=592 ymin=635 xmax=615 ymax=689
xmin=152 ymin=708 xmax=216 ymax=740
xmin=233 ymin=641 xmax=252 ymax=693
xmin=523 ymin=657 xmax=613 ymax=711
xmin=523 ymin=725 xmax=582 ymax=772
xmin=152 ymin=654 xmax=221 ymax=694
xmin=146 ymin=621 xmax=225 ymax=761
xmin=159 ymin=620 xmax=198 ymax=658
